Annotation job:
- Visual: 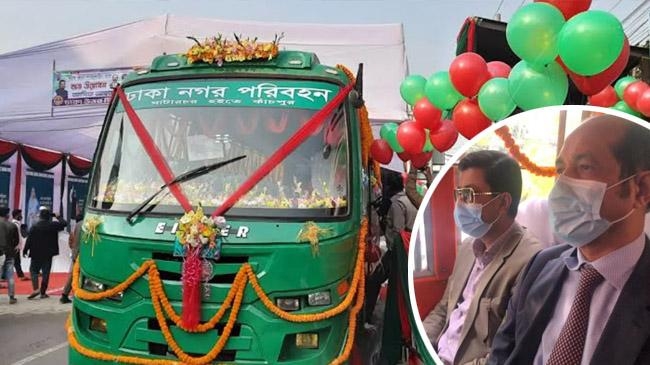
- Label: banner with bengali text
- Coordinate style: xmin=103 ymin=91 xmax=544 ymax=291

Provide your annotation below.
xmin=0 ymin=165 xmax=9 ymax=208
xmin=24 ymin=170 xmax=54 ymax=230
xmin=52 ymin=67 xmax=136 ymax=107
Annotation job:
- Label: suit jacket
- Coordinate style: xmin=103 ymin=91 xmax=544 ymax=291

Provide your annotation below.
xmin=24 ymin=217 xmax=66 ymax=260
xmin=422 ymin=223 xmax=541 ymax=365
xmin=488 ymin=237 xmax=650 ymax=365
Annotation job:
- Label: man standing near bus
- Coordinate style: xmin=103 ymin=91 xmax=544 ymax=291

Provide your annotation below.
xmin=488 ymin=115 xmax=650 ymax=365
xmin=423 ymin=150 xmax=541 ymax=365
xmin=23 ymin=207 xmax=66 ymax=299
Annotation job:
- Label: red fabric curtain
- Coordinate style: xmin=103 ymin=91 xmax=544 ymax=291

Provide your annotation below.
xmin=0 ymin=140 xmax=18 ymax=164
xmin=68 ymin=155 xmax=92 ymax=176
xmin=20 ymin=144 xmax=64 ymax=172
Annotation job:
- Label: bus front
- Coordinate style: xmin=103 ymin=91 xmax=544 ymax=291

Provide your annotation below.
xmin=69 ymin=52 xmax=366 ymax=365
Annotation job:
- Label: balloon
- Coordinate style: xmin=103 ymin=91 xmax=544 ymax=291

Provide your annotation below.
xmin=397 ymin=151 xmax=413 ymax=162
xmin=506 ymin=3 xmax=565 ymax=66
xmin=452 ymin=99 xmax=493 ymax=140
xmin=430 ymin=120 xmax=459 ymax=152
xmin=588 ymin=86 xmax=618 ymax=107
xmin=623 ymin=81 xmax=649 ymax=111
xmin=487 ymin=61 xmax=512 ymax=78
xmin=508 ymin=60 xmax=568 ymax=110
xmin=534 ymin=0 xmax=591 ymax=20
xmin=635 ymin=89 xmax=650 ymax=117
xmin=425 ymin=71 xmax=464 ymax=110
xmin=397 ymin=121 xmax=426 ymax=155
xmin=449 ymin=52 xmax=491 ymax=97
xmin=615 ymin=76 xmax=637 ymax=100
xmin=379 ymin=122 xmax=404 ymax=153
xmin=370 ymin=139 xmax=393 ymax=165
xmin=413 ymin=98 xmax=442 ymax=131
xmin=399 ymin=75 xmax=427 ymax=106
xmin=477 ymin=78 xmax=517 ymax=121
xmin=411 ymin=151 xmax=433 ymax=169
xmin=558 ymin=37 xmax=630 ymax=96
xmin=558 ymin=10 xmax=625 ymax=76
xmin=611 ymin=100 xmax=642 ymax=118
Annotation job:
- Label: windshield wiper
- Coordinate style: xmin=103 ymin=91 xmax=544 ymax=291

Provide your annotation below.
xmin=126 ymin=155 xmax=246 ymax=224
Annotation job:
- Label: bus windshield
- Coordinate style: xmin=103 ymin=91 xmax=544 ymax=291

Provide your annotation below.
xmin=89 ymin=79 xmax=349 ymax=218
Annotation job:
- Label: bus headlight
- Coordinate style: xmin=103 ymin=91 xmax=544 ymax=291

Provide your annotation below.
xmin=307 ymin=291 xmax=331 ymax=306
xmin=276 ymin=298 xmax=300 ymax=311
xmin=82 ymin=277 xmax=123 ymax=302
xmin=83 ymin=278 xmax=105 ymax=292
xmin=295 ymin=333 xmax=319 ymax=349
xmin=89 ymin=316 xmax=108 ymax=333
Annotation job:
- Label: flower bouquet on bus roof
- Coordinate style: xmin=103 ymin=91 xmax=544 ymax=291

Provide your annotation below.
xmin=173 ymin=205 xmax=226 ymax=259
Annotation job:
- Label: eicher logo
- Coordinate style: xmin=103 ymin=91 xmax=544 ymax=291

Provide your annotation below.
xmin=154 ymin=222 xmax=250 ymax=238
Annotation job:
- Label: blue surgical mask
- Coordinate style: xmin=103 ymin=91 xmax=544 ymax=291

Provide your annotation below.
xmin=549 ymin=174 xmax=636 ymax=247
xmin=454 ymin=195 xmax=501 ymax=238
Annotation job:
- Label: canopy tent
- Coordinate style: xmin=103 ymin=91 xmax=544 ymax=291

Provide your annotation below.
xmin=0 ymin=14 xmax=409 ymax=159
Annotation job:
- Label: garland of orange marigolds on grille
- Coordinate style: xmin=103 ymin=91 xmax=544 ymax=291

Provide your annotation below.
xmin=68 ymin=218 xmax=368 ymax=365
xmin=495 ymin=126 xmax=556 ymax=177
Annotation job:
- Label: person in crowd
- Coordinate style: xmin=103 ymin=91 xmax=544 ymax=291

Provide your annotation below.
xmin=60 ymin=213 xmax=83 ymax=304
xmin=10 ymin=209 xmax=28 ymax=281
xmin=422 ymin=150 xmax=541 ymax=365
xmin=0 ymin=207 xmax=19 ymax=304
xmin=405 ymin=165 xmax=434 ymax=208
xmin=23 ymin=206 xmax=67 ymax=300
xmin=488 ymin=115 xmax=650 ymax=365
xmin=365 ymin=171 xmax=418 ymax=323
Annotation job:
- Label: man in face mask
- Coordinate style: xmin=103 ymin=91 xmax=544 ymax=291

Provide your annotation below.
xmin=488 ymin=115 xmax=650 ymax=365
xmin=422 ymin=150 xmax=541 ymax=365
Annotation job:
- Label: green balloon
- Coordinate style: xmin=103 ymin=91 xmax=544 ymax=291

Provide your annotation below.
xmin=379 ymin=122 xmax=404 ymax=153
xmin=614 ymin=76 xmax=637 ymax=99
xmin=558 ymin=10 xmax=625 ymax=76
xmin=400 ymin=75 xmax=427 ymax=106
xmin=478 ymin=78 xmax=516 ymax=121
xmin=423 ymin=129 xmax=434 ymax=153
xmin=424 ymin=71 xmax=463 ymax=110
xmin=611 ymin=100 xmax=642 ymax=118
xmin=509 ymin=60 xmax=568 ymax=111
xmin=506 ymin=3 xmax=565 ymax=66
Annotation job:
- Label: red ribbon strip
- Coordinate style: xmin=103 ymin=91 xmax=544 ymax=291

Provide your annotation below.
xmin=212 ymin=83 xmax=354 ymax=217
xmin=115 ymin=87 xmax=192 ymax=212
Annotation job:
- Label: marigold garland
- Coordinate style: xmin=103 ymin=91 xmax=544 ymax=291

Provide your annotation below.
xmin=68 ymin=218 xmax=368 ymax=365
xmin=495 ymin=126 xmax=556 ymax=177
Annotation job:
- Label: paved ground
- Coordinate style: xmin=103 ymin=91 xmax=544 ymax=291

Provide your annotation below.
xmin=0 ymin=311 xmax=69 ymax=365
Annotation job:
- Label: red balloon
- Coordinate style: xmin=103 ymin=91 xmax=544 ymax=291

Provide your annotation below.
xmin=534 ymin=0 xmax=591 ymax=20
xmin=635 ymin=88 xmax=650 ymax=116
xmin=452 ymin=99 xmax=492 ymax=140
xmin=411 ymin=151 xmax=433 ymax=169
xmin=588 ymin=86 xmax=618 ymax=107
xmin=396 ymin=120 xmax=426 ymax=155
xmin=430 ymin=120 xmax=459 ymax=153
xmin=397 ymin=151 xmax=413 ymax=162
xmin=449 ymin=52 xmax=491 ymax=97
xmin=623 ymin=81 xmax=649 ymax=111
xmin=487 ymin=61 xmax=512 ymax=78
xmin=413 ymin=98 xmax=442 ymax=131
xmin=558 ymin=37 xmax=630 ymax=96
xmin=370 ymin=139 xmax=393 ymax=165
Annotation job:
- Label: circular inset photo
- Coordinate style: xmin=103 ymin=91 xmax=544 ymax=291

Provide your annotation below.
xmin=408 ymin=105 xmax=650 ymax=365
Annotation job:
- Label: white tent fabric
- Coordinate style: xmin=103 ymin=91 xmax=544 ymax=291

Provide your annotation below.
xmin=0 ymin=14 xmax=408 ymax=159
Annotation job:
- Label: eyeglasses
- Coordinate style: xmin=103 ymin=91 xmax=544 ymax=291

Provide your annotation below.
xmin=454 ymin=187 xmax=500 ymax=204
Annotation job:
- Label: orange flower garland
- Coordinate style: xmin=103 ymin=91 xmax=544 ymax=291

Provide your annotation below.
xmin=68 ymin=218 xmax=368 ymax=365
xmin=495 ymin=126 xmax=556 ymax=177
xmin=185 ymin=34 xmax=282 ymax=65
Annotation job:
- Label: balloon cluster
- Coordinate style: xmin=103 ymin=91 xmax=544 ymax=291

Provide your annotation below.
xmin=372 ymin=0 xmax=633 ymax=167
xmin=589 ymin=76 xmax=650 ymax=118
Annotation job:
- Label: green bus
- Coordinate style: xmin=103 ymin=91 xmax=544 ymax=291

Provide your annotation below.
xmin=68 ymin=50 xmax=374 ymax=365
